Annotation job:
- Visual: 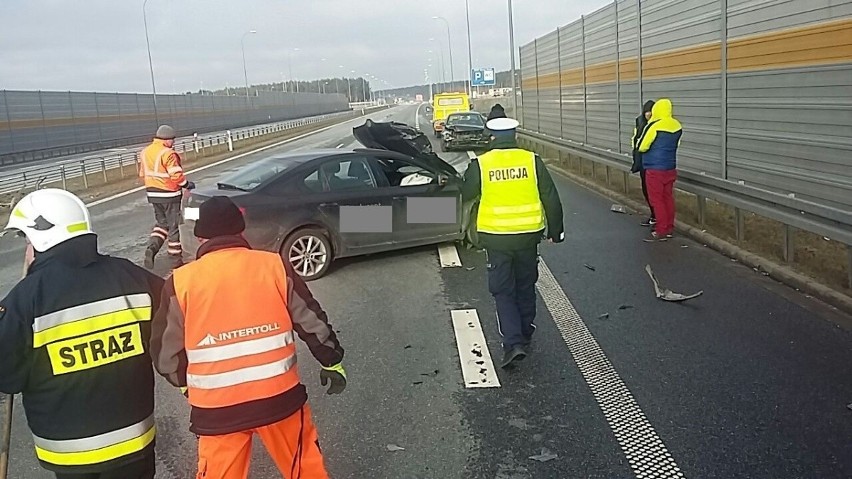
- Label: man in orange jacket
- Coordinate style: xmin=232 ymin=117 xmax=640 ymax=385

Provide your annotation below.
xmin=139 ymin=125 xmax=195 ymax=270
xmin=149 ymin=196 xmax=346 ymax=479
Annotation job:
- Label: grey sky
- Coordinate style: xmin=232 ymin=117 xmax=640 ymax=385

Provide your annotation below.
xmin=0 ymin=0 xmax=610 ymax=93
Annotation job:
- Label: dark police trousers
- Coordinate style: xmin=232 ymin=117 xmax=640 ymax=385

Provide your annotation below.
xmin=54 ymin=452 xmax=155 ymax=479
xmin=486 ymin=246 xmax=539 ymax=351
xmin=147 ymin=201 xmax=183 ymax=266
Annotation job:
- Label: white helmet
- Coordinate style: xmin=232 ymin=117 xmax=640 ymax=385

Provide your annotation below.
xmin=4 ymin=188 xmax=93 ymax=252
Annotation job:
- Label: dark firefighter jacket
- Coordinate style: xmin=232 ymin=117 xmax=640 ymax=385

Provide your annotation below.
xmin=0 ymin=234 xmax=164 ymax=474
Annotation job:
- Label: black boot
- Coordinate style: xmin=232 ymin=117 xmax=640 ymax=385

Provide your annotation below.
xmin=144 ymin=248 xmax=156 ymax=269
xmin=500 ymin=345 xmax=528 ymax=369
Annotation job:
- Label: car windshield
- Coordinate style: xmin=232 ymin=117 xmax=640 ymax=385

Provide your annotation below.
xmin=218 ymin=157 xmax=293 ymax=191
xmin=446 ymin=114 xmax=483 ymax=127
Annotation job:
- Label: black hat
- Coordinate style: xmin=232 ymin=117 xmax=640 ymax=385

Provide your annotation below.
xmin=193 ymin=196 xmax=245 ymax=239
xmin=642 ymin=100 xmax=655 ymax=115
xmin=487 ymin=103 xmax=507 ymax=121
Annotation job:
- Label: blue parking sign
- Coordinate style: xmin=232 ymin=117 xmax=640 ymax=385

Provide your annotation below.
xmin=471 ymin=68 xmax=496 ymax=86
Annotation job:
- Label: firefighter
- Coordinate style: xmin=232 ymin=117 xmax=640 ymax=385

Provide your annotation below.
xmin=150 ymin=196 xmax=346 ymax=479
xmin=0 ymin=189 xmax=164 ymax=479
xmin=139 ymin=124 xmax=195 ymax=269
xmin=462 ymin=117 xmax=565 ymax=368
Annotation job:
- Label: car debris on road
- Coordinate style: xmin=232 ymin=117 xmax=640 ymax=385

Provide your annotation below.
xmin=645 ymin=265 xmax=704 ymax=302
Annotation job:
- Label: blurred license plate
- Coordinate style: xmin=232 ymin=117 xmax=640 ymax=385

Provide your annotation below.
xmin=184 ymin=207 xmax=199 ymax=221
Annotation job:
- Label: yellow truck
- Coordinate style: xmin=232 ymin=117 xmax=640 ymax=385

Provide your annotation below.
xmin=432 ymin=92 xmax=470 ymax=138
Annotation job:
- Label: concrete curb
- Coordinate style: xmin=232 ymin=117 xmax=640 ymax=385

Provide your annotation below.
xmin=546 ymin=162 xmax=852 ymax=316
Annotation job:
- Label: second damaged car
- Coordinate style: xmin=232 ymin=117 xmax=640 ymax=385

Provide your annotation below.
xmin=441 ymin=112 xmax=490 ymax=152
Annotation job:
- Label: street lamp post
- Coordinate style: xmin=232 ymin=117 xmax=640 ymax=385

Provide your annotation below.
xmin=507 ymin=0 xmax=518 ymax=115
xmin=429 ymin=38 xmax=447 ymax=86
xmin=142 ymin=0 xmax=159 ymax=125
xmin=288 ymin=48 xmax=300 ymax=93
xmin=465 ymin=0 xmax=473 ymax=98
xmin=241 ymin=30 xmax=257 ymax=106
xmin=433 ymin=16 xmax=455 ymax=90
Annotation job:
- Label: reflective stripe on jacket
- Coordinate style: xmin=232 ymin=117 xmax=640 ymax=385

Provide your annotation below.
xmin=0 ymin=234 xmax=163 ymax=473
xmin=150 ymin=235 xmax=344 ymax=436
xmin=174 ymin=247 xmax=300 ymax=409
xmin=476 ymin=149 xmax=546 ymax=235
xmin=638 ymin=99 xmax=682 ymax=171
xmin=139 ymin=140 xmax=187 ymax=200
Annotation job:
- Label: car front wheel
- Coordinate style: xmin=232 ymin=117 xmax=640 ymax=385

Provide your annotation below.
xmin=282 ymin=228 xmax=333 ymax=281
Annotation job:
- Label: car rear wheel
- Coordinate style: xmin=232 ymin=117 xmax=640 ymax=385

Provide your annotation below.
xmin=282 ymin=228 xmax=332 ymax=281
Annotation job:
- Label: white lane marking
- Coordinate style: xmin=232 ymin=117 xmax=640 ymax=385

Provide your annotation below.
xmin=438 ymin=243 xmax=462 ymax=267
xmin=415 ymin=102 xmax=428 ymax=131
xmin=466 ymin=150 xmax=476 ymax=160
xmin=451 ymin=309 xmax=501 ymax=388
xmin=86 ymin=115 xmax=371 ymax=208
xmin=536 ymin=260 xmax=685 ymax=478
xmin=335 ymin=143 xmax=344 ymax=149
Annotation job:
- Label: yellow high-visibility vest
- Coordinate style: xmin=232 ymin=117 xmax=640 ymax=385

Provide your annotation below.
xmin=476 ymin=149 xmax=545 ymax=235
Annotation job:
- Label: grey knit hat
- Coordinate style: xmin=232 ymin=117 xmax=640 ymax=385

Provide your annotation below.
xmin=155 ymin=125 xmax=176 ymax=140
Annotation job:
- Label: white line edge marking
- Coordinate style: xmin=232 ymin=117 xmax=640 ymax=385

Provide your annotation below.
xmin=450 ymin=309 xmax=500 ymax=388
xmin=466 ymin=150 xmax=476 ymax=160
xmin=415 ymin=101 xmax=428 ymax=131
xmin=85 ymin=114 xmax=373 ymax=208
xmin=335 ymin=143 xmax=344 ymax=149
xmin=438 ymin=243 xmax=462 ymax=268
xmin=536 ymin=259 xmax=685 ymax=478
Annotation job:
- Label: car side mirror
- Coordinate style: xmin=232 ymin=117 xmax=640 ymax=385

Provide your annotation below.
xmin=437 ymin=174 xmax=449 ymax=187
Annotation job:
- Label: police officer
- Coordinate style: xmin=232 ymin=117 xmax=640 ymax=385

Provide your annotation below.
xmin=462 ymin=117 xmax=564 ymax=368
xmin=0 ymin=189 xmax=164 ymax=479
xmin=139 ymin=124 xmax=195 ymax=270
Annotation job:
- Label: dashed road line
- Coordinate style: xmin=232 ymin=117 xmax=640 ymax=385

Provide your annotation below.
xmin=466 ymin=150 xmax=476 ymax=160
xmin=336 ymin=143 xmax=344 ymax=148
xmin=536 ymin=259 xmax=685 ymax=479
xmin=450 ymin=309 xmax=501 ymax=388
xmin=438 ymin=243 xmax=462 ymax=267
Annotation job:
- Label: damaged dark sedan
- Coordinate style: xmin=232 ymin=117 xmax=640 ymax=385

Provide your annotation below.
xmin=441 ymin=112 xmax=490 ymax=152
xmin=182 ymin=120 xmax=480 ymax=280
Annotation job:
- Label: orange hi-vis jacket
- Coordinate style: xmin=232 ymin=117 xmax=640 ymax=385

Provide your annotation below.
xmin=150 ymin=235 xmax=344 ymax=436
xmin=139 ymin=140 xmax=188 ymax=203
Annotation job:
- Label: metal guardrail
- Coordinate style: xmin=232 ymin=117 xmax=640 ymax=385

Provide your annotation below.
xmin=518 ymin=128 xmax=852 ymax=287
xmin=0 ymin=109 xmax=382 ymax=196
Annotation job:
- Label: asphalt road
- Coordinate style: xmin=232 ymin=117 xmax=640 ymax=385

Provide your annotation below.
xmin=2 ymin=104 xmax=852 ymax=479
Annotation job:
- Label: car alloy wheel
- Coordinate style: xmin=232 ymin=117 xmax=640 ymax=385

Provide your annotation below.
xmin=283 ymin=228 xmax=332 ymax=280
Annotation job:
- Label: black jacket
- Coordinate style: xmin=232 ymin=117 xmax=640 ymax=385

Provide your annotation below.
xmin=462 ymin=137 xmax=564 ymax=251
xmin=0 ymin=235 xmax=164 ymax=474
xmin=631 ymin=100 xmax=656 ymax=173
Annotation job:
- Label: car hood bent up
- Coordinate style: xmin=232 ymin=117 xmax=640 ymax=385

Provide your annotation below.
xmin=353 ymin=119 xmax=459 ymax=177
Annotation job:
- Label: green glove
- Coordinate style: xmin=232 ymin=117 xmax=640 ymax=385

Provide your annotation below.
xmin=320 ymin=363 xmax=347 ymax=395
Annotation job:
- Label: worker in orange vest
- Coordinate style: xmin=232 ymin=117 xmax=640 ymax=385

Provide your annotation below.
xmin=138 ymin=125 xmax=194 ymax=270
xmin=149 ymin=196 xmax=346 ymax=479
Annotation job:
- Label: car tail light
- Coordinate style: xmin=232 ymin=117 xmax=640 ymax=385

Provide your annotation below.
xmin=238 ymin=207 xmax=246 ymax=216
